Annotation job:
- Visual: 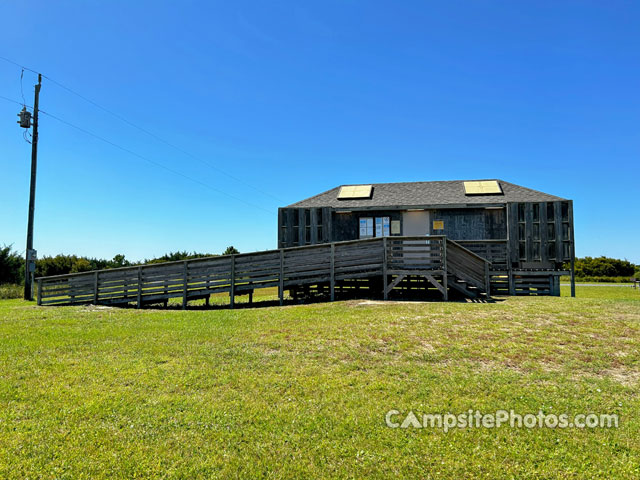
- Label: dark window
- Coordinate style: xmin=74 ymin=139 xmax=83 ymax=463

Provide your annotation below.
xmin=533 ymin=224 xmax=540 ymax=241
xmin=518 ymin=204 xmax=525 ymax=222
xmin=547 ymin=242 xmax=556 ymax=260
xmin=547 ymin=203 xmax=555 ymax=221
xmin=519 ymin=242 xmax=526 ymax=260
xmin=533 ymin=204 xmax=540 ymax=222
xmin=561 ymin=202 xmax=569 ymax=222
xmin=547 ymin=223 xmax=555 ymax=240
xmin=533 ymin=242 xmax=541 ymax=260
xmin=518 ymin=223 xmax=525 ymax=239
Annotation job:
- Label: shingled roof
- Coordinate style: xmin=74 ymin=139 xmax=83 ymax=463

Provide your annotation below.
xmin=287 ymin=180 xmax=566 ymax=209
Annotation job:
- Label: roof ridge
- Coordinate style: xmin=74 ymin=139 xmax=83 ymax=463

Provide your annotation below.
xmin=285 ymin=179 xmax=567 ymax=208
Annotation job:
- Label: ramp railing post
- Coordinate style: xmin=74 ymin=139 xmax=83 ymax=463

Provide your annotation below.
xmin=93 ymin=271 xmax=99 ymax=304
xmin=182 ymin=260 xmax=188 ymax=310
xmin=230 ymin=254 xmax=236 ymax=308
xmin=37 ymin=278 xmax=42 ymax=305
xmin=279 ymin=249 xmax=284 ymax=306
xmin=136 ymin=266 xmax=142 ymax=309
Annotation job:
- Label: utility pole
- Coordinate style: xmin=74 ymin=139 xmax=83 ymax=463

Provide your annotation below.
xmin=23 ymin=74 xmax=42 ymax=300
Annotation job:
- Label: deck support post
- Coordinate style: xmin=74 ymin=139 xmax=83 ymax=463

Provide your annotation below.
xmin=330 ymin=243 xmax=336 ymax=302
xmin=382 ymin=237 xmax=388 ymax=300
xmin=136 ymin=266 xmax=142 ymax=309
xmin=182 ymin=260 xmax=188 ymax=310
xmin=484 ymin=261 xmax=491 ymax=298
xmin=279 ymin=249 xmax=284 ymax=306
xmin=93 ymin=271 xmax=99 ymax=305
xmin=508 ymin=271 xmax=515 ymax=295
xmin=230 ymin=255 xmax=236 ymax=309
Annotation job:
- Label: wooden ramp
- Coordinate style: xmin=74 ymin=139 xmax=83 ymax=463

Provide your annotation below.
xmin=36 ymin=236 xmax=491 ymax=308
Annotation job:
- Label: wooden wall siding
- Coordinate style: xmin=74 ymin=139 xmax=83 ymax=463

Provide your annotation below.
xmin=431 ymin=208 xmax=507 ymax=240
xmin=506 ymin=201 xmax=575 ymax=270
xmin=37 ymin=236 xmax=495 ymax=307
xmin=525 ymin=203 xmax=534 ymax=262
xmin=540 ymin=201 xmax=549 ymax=263
xmin=330 ymin=210 xmax=403 ymax=243
xmin=278 ymin=207 xmax=334 ymax=248
xmin=554 ymin=202 xmax=564 ymax=264
xmin=508 ymin=203 xmax=519 ymax=264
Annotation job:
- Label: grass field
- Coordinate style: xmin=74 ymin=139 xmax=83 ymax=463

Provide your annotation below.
xmin=1 ymin=286 xmax=639 ymax=478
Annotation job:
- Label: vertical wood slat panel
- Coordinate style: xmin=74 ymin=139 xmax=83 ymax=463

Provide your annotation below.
xmin=540 ymin=202 xmax=548 ymax=263
xmin=298 ymin=209 xmax=306 ymax=246
xmin=324 ymin=207 xmax=332 ymax=243
xmin=525 ymin=202 xmax=533 ymax=262
xmin=508 ymin=203 xmax=519 ymax=264
xmin=277 ymin=208 xmax=284 ymax=248
xmin=554 ymin=202 xmax=563 ymax=264
xmin=310 ymin=208 xmax=318 ymax=244
xmin=568 ymin=200 xmax=576 ymax=298
xmin=286 ymin=209 xmax=295 ymax=247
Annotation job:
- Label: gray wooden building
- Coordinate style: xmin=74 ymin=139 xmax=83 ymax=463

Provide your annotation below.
xmin=279 ymin=180 xmax=575 ymax=296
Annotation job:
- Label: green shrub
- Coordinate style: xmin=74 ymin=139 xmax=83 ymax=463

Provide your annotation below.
xmin=0 ymin=245 xmax=23 ymax=285
xmin=560 ymin=275 xmax=634 ymax=283
xmin=223 ymin=246 xmax=240 ymax=255
xmin=0 ymin=284 xmax=22 ymax=299
xmin=566 ymin=256 xmax=636 ymax=277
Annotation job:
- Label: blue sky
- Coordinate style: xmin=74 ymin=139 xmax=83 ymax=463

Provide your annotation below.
xmin=1 ymin=1 xmax=639 ymax=262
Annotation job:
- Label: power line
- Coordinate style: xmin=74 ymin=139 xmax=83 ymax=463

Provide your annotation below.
xmin=0 ymin=55 xmax=284 ymax=203
xmin=1 ymin=93 xmax=275 ymax=214
xmin=37 ymin=109 xmax=276 ymax=215
xmin=0 ymin=94 xmax=30 ymax=108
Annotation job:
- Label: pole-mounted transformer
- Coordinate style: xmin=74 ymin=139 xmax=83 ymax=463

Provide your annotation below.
xmin=17 ymin=107 xmax=32 ymax=128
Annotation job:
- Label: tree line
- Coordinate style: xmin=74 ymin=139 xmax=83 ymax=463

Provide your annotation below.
xmin=1 ymin=245 xmax=639 ymax=285
xmin=565 ymin=256 xmax=638 ymax=279
xmin=0 ymin=245 xmax=240 ymax=285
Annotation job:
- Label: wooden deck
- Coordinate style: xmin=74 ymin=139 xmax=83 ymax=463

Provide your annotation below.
xmin=36 ymin=236 xmax=493 ymax=308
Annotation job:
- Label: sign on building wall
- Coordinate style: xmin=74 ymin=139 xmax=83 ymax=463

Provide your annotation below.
xmin=433 ymin=220 xmax=444 ymax=230
xmin=382 ymin=217 xmax=390 ymax=236
xmin=375 ymin=217 xmax=383 ymax=237
xmin=361 ymin=217 xmax=390 ymax=238
xmin=391 ymin=220 xmax=401 ymax=234
xmin=360 ymin=217 xmax=374 ymax=238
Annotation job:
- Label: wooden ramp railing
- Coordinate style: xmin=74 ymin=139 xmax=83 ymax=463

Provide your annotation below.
xmin=37 ymin=236 xmax=490 ymax=307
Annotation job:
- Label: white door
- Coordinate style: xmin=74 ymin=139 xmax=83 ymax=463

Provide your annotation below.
xmin=402 ymin=211 xmax=429 ymax=236
xmin=401 ymin=211 xmax=430 ymax=266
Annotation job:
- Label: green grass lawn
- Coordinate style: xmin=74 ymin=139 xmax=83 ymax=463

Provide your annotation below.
xmin=1 ymin=286 xmax=639 ymax=478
